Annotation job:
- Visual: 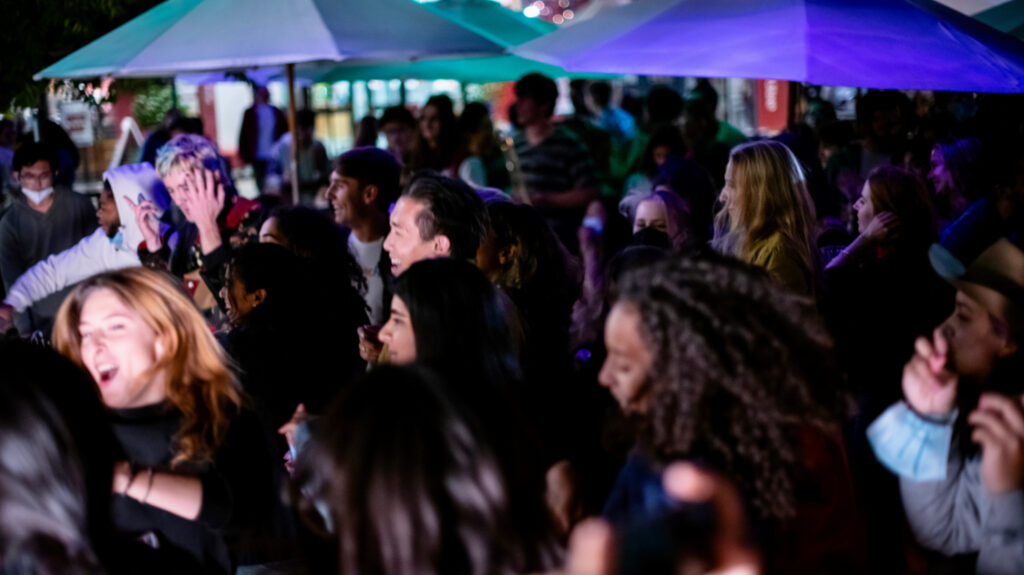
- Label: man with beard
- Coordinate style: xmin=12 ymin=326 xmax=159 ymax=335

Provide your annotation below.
xmin=869 ymin=239 xmax=1024 ymax=574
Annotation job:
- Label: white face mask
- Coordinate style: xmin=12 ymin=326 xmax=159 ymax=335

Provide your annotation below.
xmin=22 ymin=187 xmax=53 ymax=205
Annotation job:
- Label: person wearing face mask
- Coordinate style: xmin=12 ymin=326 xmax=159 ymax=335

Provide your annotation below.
xmin=867 ymin=239 xmax=1024 ymax=574
xmin=0 ymin=141 xmax=97 ymax=334
xmin=52 ymin=267 xmax=275 ymax=575
xmin=618 ymin=189 xmax=691 ymax=252
xmin=0 ymin=163 xmax=170 ymax=334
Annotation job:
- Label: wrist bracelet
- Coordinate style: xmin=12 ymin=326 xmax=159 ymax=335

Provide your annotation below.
xmin=141 ymin=468 xmax=155 ymax=504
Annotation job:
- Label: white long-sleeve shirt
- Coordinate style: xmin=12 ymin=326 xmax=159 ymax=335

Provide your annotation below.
xmin=3 ymin=228 xmax=140 ymax=312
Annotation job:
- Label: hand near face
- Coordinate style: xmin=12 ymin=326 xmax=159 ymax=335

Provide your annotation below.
xmin=125 ymin=196 xmax=163 ymax=251
xmin=862 ymin=211 xmax=901 ymax=244
xmin=278 ymin=403 xmax=308 ymax=477
xmin=902 ymin=327 xmax=959 ymax=418
xmin=357 ymin=325 xmax=384 ymax=363
xmin=186 ymin=167 xmax=226 ymax=230
xmin=969 ymin=393 xmax=1024 ymax=494
xmin=558 ymin=462 xmax=760 ymax=575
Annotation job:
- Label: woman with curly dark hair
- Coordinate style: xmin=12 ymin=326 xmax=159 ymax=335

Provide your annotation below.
xmin=599 ymin=252 xmax=860 ymax=574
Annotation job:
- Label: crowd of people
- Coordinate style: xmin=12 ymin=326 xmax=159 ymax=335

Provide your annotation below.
xmin=2 ymin=73 xmax=1024 ymax=575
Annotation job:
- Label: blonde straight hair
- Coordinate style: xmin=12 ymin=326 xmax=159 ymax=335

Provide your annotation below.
xmin=53 ymin=267 xmax=241 ymax=466
xmin=713 ymin=140 xmax=820 ymax=285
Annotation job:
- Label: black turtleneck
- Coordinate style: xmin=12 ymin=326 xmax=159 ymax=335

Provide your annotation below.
xmin=107 ymin=401 xmax=273 ymax=575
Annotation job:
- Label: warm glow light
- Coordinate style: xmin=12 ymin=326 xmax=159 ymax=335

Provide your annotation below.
xmin=523 ymin=5 xmax=540 ymax=17
xmin=558 ymin=0 xmax=569 ymax=7
xmin=552 ymin=13 xmax=564 ymax=24
xmin=563 ymin=9 xmax=574 ymax=19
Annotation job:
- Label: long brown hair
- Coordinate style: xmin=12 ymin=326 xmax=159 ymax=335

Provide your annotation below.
xmin=714 ymin=140 xmax=820 ymax=289
xmin=866 ymin=165 xmax=938 ymax=249
xmin=53 ymin=267 xmax=241 ymax=466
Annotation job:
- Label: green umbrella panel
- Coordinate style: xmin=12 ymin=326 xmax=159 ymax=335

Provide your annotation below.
xmin=308 ymin=0 xmax=616 ymax=83
xmin=975 ymin=0 xmax=1024 ymax=39
xmin=309 ymin=54 xmax=609 ymax=84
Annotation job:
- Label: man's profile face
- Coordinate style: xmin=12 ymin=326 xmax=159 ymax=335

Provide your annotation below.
xmin=327 ymin=170 xmax=367 ymax=226
xmin=383 ymin=196 xmax=445 ymax=276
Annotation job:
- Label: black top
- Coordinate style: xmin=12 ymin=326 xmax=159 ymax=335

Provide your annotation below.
xmin=108 ymin=402 xmax=274 ymax=575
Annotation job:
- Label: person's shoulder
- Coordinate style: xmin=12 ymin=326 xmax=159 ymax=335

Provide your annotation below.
xmin=0 ymin=199 xmax=27 ymax=226
xmin=551 ymin=124 xmax=587 ymax=144
xmin=53 ymin=188 xmax=93 ymax=208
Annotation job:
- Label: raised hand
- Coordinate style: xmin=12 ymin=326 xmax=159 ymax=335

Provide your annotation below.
xmin=187 ymin=167 xmax=226 ymax=254
xmin=862 ymin=211 xmax=901 ymax=244
xmin=902 ymin=327 xmax=959 ymax=418
xmin=188 ymin=167 xmax=225 ymax=226
xmin=969 ymin=393 xmax=1024 ymax=494
xmin=125 ymin=195 xmax=163 ymax=251
xmin=558 ymin=463 xmax=761 ymax=575
xmin=663 ymin=463 xmax=761 ymax=575
xmin=278 ymin=403 xmax=308 ymax=478
xmin=358 ymin=325 xmax=384 ymax=363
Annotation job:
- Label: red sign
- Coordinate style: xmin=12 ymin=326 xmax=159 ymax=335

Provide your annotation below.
xmin=756 ymin=80 xmax=789 ymax=136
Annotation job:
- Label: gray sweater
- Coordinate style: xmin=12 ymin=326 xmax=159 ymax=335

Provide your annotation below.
xmin=0 ymin=189 xmax=97 ymax=332
xmin=900 ymin=433 xmax=1024 ymax=574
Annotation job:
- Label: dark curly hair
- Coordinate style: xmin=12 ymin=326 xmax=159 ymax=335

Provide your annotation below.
xmin=615 ymin=252 xmax=848 ymax=520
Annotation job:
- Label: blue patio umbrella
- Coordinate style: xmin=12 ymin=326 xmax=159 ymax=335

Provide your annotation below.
xmin=512 ymin=0 xmax=1024 ymax=92
xmin=35 ymin=0 xmax=508 ymax=203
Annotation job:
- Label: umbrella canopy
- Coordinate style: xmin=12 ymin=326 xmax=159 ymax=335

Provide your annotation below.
xmin=35 ymin=0 xmax=506 ymax=79
xmin=512 ymin=0 xmax=1024 ymax=92
xmin=176 ymin=67 xmax=287 ymax=86
xmin=310 ymin=55 xmax=580 ymax=84
xmin=307 ymin=0 xmax=608 ymax=83
xmin=975 ymin=0 xmax=1024 ymax=38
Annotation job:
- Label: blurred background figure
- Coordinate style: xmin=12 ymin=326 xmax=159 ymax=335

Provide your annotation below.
xmin=239 ymin=85 xmax=287 ymax=195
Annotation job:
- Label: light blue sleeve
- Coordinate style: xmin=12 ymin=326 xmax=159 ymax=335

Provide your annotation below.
xmin=867 ymin=401 xmax=957 ymax=482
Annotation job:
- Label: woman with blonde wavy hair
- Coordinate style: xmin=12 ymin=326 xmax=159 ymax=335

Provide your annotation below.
xmin=53 ymin=267 xmax=274 ymax=575
xmin=713 ymin=140 xmax=821 ymax=298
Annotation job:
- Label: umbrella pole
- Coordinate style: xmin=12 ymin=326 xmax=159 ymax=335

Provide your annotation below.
xmin=287 ymin=63 xmax=299 ymax=206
